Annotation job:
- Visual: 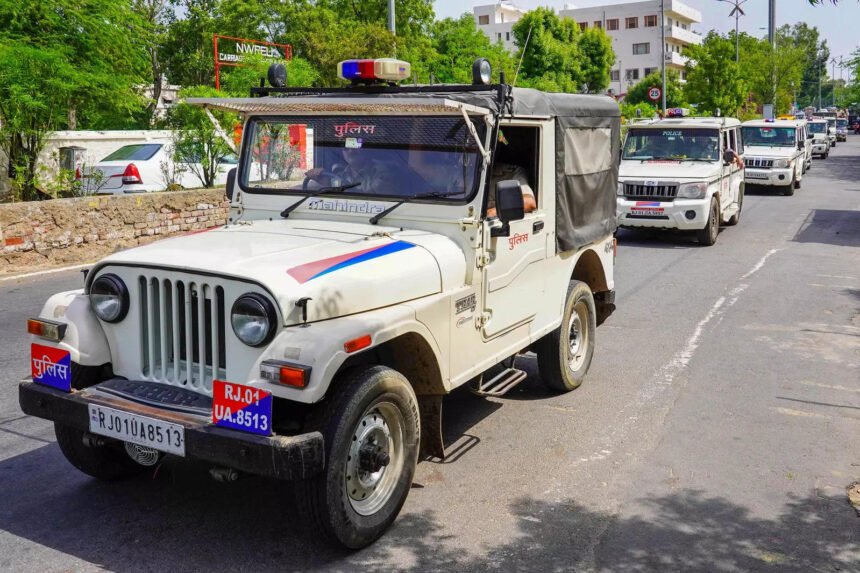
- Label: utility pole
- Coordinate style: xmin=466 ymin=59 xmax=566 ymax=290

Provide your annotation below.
xmin=818 ymin=58 xmax=823 ymax=110
xmin=388 ymin=0 xmax=395 ymax=34
xmin=660 ymin=0 xmax=666 ymax=114
xmin=718 ymin=0 xmax=747 ymax=63
xmin=766 ymin=0 xmax=776 ymax=118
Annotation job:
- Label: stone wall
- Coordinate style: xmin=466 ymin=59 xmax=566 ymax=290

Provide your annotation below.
xmin=0 ymin=189 xmax=229 ymax=275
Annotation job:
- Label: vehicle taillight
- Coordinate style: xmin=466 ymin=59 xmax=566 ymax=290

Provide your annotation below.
xmin=121 ymin=163 xmax=143 ymax=185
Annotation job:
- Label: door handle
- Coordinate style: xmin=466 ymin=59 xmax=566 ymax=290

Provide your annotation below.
xmin=533 ymin=220 xmax=544 ymax=234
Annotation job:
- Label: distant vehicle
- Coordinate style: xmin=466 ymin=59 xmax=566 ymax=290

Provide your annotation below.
xmin=741 ymin=119 xmax=808 ymax=196
xmin=808 ymin=119 xmax=831 ymax=159
xmin=617 ymin=116 xmax=745 ymax=246
xmin=836 ymin=118 xmax=848 ymax=142
xmin=79 ymin=143 xmax=236 ymax=194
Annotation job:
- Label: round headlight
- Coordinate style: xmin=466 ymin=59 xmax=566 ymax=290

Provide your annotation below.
xmin=472 ymin=58 xmax=492 ymax=85
xmin=231 ymin=293 xmax=277 ymax=347
xmin=90 ymin=274 xmax=129 ymax=323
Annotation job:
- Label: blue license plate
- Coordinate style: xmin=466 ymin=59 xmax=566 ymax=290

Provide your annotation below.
xmin=212 ymin=380 xmax=272 ymax=436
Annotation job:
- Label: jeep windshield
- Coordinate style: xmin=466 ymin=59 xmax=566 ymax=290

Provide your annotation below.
xmin=836 ymin=119 xmax=848 ymax=128
xmin=809 ymin=122 xmax=827 ymax=134
xmin=623 ymin=128 xmax=719 ymax=161
xmin=240 ymin=115 xmax=484 ymax=202
xmin=741 ymin=126 xmax=796 ymax=147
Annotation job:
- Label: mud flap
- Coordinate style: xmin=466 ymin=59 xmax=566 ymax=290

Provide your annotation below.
xmin=418 ymin=394 xmax=445 ymax=460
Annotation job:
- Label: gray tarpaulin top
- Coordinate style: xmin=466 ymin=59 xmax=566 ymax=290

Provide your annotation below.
xmin=189 ymin=87 xmax=620 ymax=252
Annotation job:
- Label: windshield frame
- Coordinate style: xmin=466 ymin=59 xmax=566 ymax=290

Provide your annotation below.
xmin=622 ymin=127 xmax=721 ymax=161
xmin=741 ymin=126 xmax=797 ymax=147
xmin=809 ymin=122 xmax=827 ymax=134
xmin=236 ymin=114 xmax=488 ymax=206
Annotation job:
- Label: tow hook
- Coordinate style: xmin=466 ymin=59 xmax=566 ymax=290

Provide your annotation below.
xmin=209 ymin=467 xmax=240 ymax=483
xmin=81 ymin=433 xmax=106 ymax=448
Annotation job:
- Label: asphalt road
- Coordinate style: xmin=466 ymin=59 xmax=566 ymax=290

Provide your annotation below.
xmin=1 ymin=140 xmax=859 ymax=572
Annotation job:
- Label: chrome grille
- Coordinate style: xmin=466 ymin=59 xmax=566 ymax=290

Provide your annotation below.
xmin=746 ymin=157 xmax=773 ymax=169
xmin=624 ymin=183 xmax=678 ymax=199
xmin=139 ymin=275 xmax=226 ymax=394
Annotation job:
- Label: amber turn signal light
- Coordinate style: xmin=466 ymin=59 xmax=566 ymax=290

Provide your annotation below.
xmin=344 ymin=334 xmax=372 ymax=354
xmin=260 ymin=359 xmax=311 ymax=388
xmin=27 ymin=318 xmax=67 ymax=342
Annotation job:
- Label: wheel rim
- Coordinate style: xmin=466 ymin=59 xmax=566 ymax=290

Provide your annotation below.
xmin=567 ymin=300 xmax=589 ymax=371
xmin=344 ymin=401 xmax=405 ymax=516
xmin=710 ymin=203 xmax=718 ymax=239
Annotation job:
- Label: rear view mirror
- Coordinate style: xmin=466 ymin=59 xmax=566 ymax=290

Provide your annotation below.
xmin=798 ymin=142 xmax=804 ymax=151
xmin=495 ymin=180 xmax=525 ymax=223
xmin=226 ymin=167 xmax=237 ymax=200
xmin=808 ymin=134 xmax=814 ymax=139
xmin=722 ymin=150 xmax=735 ymax=165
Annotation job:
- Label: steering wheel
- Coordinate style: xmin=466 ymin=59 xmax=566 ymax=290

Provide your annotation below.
xmin=302 ymin=169 xmax=341 ymax=190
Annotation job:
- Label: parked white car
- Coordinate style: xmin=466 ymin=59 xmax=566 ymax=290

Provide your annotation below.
xmin=617 ymin=116 xmax=745 ymax=246
xmin=741 ymin=119 xmax=807 ymax=195
xmin=80 ymin=143 xmax=236 ymax=194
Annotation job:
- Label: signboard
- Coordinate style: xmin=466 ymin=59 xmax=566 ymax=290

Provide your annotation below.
xmin=212 ymin=380 xmax=273 ymax=436
xmin=648 ymin=86 xmax=662 ymax=102
xmin=31 ymin=343 xmax=72 ymax=392
xmin=214 ymin=35 xmax=292 ymax=90
xmin=763 ymin=104 xmax=775 ymax=120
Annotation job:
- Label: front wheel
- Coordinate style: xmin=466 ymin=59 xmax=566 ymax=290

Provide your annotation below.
xmin=54 ymin=423 xmax=146 ymax=480
xmin=784 ymin=177 xmax=796 ymax=196
xmin=535 ymin=280 xmax=596 ymax=393
xmin=696 ymin=197 xmax=719 ymax=246
xmin=294 ymin=366 xmax=419 ymax=549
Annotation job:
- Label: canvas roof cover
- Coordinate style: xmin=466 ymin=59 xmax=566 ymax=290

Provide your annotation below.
xmin=189 ymin=87 xmax=620 ymax=251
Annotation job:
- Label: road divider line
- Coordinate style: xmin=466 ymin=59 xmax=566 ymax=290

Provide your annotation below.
xmin=0 ymin=263 xmax=92 ymax=283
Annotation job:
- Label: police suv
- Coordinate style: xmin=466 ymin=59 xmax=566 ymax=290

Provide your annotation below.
xmin=741 ymin=119 xmax=808 ymax=195
xmin=20 ymin=59 xmax=620 ymax=549
xmin=808 ymin=119 xmax=831 ymax=159
xmin=617 ymin=113 xmax=744 ymax=246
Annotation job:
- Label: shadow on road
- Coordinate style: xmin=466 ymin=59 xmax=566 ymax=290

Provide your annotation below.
xmin=615 ymin=228 xmax=700 ymax=250
xmin=793 ymin=209 xmax=860 ymax=247
xmin=0 ymin=442 xmax=857 ymax=572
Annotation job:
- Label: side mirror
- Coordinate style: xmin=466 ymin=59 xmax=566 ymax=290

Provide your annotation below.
xmin=495 ymin=180 xmax=525 ymax=223
xmin=808 ymin=134 xmax=814 ymax=139
xmin=798 ymin=142 xmax=804 ymax=151
xmin=722 ymin=150 xmax=735 ymax=165
xmin=226 ymin=167 xmax=237 ymax=201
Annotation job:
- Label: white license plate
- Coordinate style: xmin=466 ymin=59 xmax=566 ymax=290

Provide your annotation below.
xmin=630 ymin=208 xmax=663 ymax=216
xmin=745 ymin=171 xmax=768 ymax=179
xmin=88 ymin=404 xmax=185 ymax=456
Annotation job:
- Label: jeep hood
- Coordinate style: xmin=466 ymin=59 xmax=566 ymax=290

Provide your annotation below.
xmin=95 ymin=220 xmax=465 ymax=324
xmin=743 ymin=146 xmax=798 ymax=158
xmin=619 ymin=160 xmax=720 ymax=181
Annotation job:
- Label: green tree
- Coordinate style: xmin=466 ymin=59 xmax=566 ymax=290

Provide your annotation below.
xmin=511 ymin=8 xmax=582 ymax=92
xmin=782 ymin=23 xmax=829 ymax=108
xmin=168 ymin=86 xmax=237 ymax=188
xmin=578 ymin=27 xmax=615 ymax=93
xmin=0 ymin=0 xmax=149 ymax=200
xmin=625 ymin=70 xmax=685 ymax=107
xmin=425 ymin=15 xmax=515 ymax=84
xmin=162 ymin=0 xmax=220 ymax=88
xmin=684 ymin=31 xmax=747 ymax=116
xmin=740 ymin=28 xmax=805 ymax=114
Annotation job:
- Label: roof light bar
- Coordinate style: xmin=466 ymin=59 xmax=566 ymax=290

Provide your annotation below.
xmin=338 ymin=59 xmax=411 ymax=83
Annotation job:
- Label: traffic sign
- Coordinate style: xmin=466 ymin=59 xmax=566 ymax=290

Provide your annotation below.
xmin=648 ymin=86 xmax=662 ymax=102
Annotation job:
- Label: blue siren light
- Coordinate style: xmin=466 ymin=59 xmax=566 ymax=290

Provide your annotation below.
xmin=338 ymin=59 xmax=411 ymax=83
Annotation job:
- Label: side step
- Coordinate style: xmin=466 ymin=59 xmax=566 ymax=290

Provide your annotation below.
xmin=471 ymin=368 xmax=527 ymax=397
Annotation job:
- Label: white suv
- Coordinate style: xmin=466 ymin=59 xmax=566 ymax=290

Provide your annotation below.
xmin=617 ymin=116 xmax=745 ymax=246
xmin=741 ymin=119 xmax=808 ymax=196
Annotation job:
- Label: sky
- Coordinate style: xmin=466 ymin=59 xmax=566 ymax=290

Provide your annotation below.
xmin=433 ymin=0 xmax=860 ymax=79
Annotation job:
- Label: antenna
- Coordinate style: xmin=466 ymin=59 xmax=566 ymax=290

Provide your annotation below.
xmin=513 ymin=25 xmax=533 ymax=88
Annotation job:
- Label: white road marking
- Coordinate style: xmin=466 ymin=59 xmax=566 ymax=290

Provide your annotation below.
xmin=817 ymin=274 xmax=859 ymax=281
xmin=0 ymin=263 xmax=91 ymax=283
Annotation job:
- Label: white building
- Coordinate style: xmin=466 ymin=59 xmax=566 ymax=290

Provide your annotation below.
xmin=473 ymin=1 xmax=703 ymax=97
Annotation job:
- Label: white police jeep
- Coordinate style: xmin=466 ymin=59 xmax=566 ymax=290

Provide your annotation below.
xmin=20 ymin=59 xmax=619 ymax=549
xmin=741 ymin=119 xmax=808 ymax=196
xmin=617 ymin=115 xmax=745 ymax=246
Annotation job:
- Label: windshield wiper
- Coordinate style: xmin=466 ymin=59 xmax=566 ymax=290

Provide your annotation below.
xmin=280 ymin=182 xmax=361 ymax=218
xmin=369 ymin=190 xmax=465 ymax=225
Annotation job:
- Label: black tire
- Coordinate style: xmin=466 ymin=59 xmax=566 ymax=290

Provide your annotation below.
xmin=535 ymin=280 xmax=596 ymax=393
xmin=725 ymin=184 xmax=743 ymax=226
xmin=794 ymin=176 xmax=802 ymax=190
xmin=696 ymin=197 xmax=719 ymax=246
xmin=294 ymin=366 xmax=419 ymax=549
xmin=54 ymin=423 xmax=145 ymax=480
xmin=784 ymin=177 xmax=796 ymax=196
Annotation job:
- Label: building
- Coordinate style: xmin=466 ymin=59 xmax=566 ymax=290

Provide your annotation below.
xmin=473 ymin=1 xmax=703 ymax=97
xmin=473 ymin=1 xmax=526 ymax=51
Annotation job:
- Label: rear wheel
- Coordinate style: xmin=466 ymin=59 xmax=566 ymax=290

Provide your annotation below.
xmin=535 ymin=280 xmax=596 ymax=393
xmin=54 ymin=423 xmax=146 ymax=481
xmin=294 ymin=366 xmax=419 ymax=549
xmin=696 ymin=197 xmax=719 ymax=246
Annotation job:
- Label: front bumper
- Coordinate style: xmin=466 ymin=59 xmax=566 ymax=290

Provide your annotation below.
xmin=812 ymin=143 xmax=828 ymax=155
xmin=744 ymin=168 xmax=793 ymax=186
xmin=837 ymin=132 xmax=847 ymax=141
xmin=616 ymin=197 xmax=709 ymax=230
xmin=19 ymin=380 xmax=325 ymax=480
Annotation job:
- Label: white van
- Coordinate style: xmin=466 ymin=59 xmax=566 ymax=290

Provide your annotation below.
xmin=617 ymin=116 xmax=744 ymax=246
xmin=741 ymin=119 xmax=808 ymax=196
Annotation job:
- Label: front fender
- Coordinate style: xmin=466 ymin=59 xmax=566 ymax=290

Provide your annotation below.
xmin=238 ymin=302 xmax=443 ymax=404
xmin=35 ymin=290 xmax=111 ymax=366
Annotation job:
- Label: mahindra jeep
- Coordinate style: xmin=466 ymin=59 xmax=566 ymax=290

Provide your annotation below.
xmin=21 ymin=59 xmax=619 ymax=549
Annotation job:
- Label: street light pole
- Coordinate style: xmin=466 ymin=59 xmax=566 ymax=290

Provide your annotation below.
xmin=660 ymin=0 xmax=666 ymax=114
xmin=718 ymin=0 xmax=747 ymax=63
